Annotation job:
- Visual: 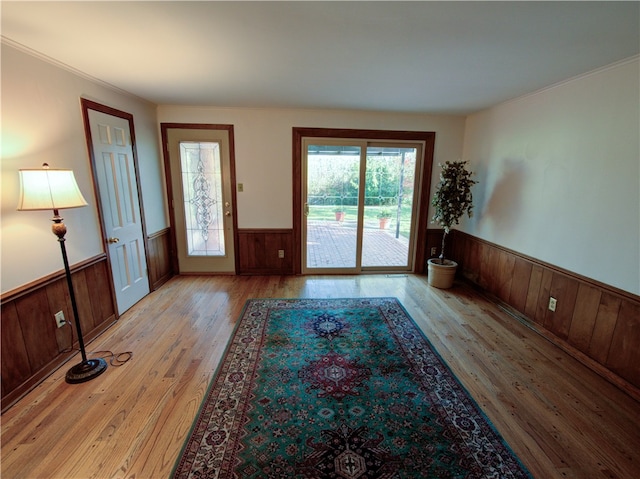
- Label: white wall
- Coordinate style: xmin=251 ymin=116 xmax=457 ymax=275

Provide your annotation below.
xmin=1 ymin=43 xmax=466 ymax=294
xmin=1 ymin=44 xmax=167 ymax=293
xmin=13 ymin=41 xmax=632 ymax=297
xmin=157 ymin=106 xmax=466 ymax=228
xmin=461 ymin=57 xmax=640 ymax=295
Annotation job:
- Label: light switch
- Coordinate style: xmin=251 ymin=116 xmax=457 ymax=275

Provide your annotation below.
xmin=237 ymin=183 xmax=244 ymax=192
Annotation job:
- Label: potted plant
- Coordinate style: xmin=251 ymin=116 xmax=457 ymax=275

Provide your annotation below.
xmin=428 ymin=160 xmax=477 ymax=288
xmin=333 ymin=207 xmax=345 ymax=222
xmin=377 ymin=209 xmax=392 ymax=229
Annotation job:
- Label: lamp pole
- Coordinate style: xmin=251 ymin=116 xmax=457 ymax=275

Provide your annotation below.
xmin=51 ymin=211 xmax=108 ymax=383
xmin=52 ymin=211 xmax=89 ymax=362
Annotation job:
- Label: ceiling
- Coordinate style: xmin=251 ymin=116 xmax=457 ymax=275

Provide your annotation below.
xmin=2 ymin=1 xmax=639 ymax=115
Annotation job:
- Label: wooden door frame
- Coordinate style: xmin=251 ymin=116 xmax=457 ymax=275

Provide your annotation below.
xmin=160 ymin=123 xmax=239 ymax=275
xmin=293 ymin=127 xmax=435 ymax=275
xmin=80 ymin=98 xmax=151 ymax=315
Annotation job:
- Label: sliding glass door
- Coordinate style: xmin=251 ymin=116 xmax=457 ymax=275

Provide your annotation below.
xmin=361 ymin=145 xmax=418 ymax=268
xmin=302 ymin=139 xmax=422 ymax=273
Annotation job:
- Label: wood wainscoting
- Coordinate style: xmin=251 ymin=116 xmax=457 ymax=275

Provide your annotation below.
xmin=238 ymin=229 xmax=295 ymax=275
xmin=147 ymin=227 xmax=173 ymax=290
xmin=1 ymin=255 xmax=116 ymax=412
xmin=449 ymin=229 xmax=640 ymax=397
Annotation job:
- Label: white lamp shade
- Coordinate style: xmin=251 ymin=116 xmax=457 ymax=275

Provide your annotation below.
xmin=17 ymin=168 xmax=88 ymax=211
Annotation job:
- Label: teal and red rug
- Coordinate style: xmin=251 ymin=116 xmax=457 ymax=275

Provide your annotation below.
xmin=172 ymin=298 xmax=532 ymax=478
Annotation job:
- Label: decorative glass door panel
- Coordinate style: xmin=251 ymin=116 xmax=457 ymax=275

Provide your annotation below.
xmin=180 ymin=141 xmax=225 ymax=256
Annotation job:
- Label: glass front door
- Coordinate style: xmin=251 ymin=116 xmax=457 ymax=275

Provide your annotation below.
xmin=302 ymin=140 xmax=422 ymax=273
xmin=166 ymin=127 xmax=236 ymax=273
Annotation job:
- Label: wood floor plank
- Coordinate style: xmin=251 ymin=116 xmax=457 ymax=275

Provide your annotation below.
xmin=1 ymin=275 xmax=639 ymax=479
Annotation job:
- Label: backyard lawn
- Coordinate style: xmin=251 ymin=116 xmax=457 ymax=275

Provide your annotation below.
xmin=307 ymin=205 xmax=414 ymax=240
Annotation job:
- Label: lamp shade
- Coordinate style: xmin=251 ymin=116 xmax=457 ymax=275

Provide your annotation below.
xmin=17 ymin=167 xmax=88 ymax=211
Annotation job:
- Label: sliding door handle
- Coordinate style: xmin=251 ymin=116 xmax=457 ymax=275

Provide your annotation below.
xmin=304 ymin=203 xmax=309 ymax=216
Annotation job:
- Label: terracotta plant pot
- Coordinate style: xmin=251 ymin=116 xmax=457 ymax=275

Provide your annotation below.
xmin=427 ymin=258 xmax=458 ymax=289
xmin=335 ymin=212 xmax=345 ymax=222
xmin=378 ymin=218 xmax=389 ymax=229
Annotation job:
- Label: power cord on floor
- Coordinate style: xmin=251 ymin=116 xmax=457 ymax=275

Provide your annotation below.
xmin=90 ymin=350 xmax=133 ymax=366
xmin=59 ymin=318 xmax=133 ymax=366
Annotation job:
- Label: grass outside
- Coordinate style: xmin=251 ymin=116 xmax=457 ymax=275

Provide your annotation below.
xmin=307 ymin=205 xmax=414 ymax=240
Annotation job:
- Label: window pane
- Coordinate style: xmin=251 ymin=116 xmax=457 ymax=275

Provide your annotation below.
xmin=180 ymin=141 xmax=225 ymax=256
xmin=306 ymin=145 xmax=360 ymax=269
xmin=361 ymin=146 xmax=416 ymax=268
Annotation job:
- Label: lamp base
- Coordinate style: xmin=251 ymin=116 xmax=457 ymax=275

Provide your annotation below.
xmin=65 ymin=358 xmax=108 ymax=384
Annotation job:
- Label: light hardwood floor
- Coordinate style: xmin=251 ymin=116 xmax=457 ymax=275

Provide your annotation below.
xmin=2 ymin=275 xmax=639 ymax=479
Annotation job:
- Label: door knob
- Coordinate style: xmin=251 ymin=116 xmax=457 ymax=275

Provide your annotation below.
xmin=107 ymin=237 xmax=120 ymax=244
xmin=225 ymin=211 xmax=231 ymax=216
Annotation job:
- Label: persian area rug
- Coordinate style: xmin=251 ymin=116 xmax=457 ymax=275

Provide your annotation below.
xmin=172 ymin=298 xmax=532 ymax=479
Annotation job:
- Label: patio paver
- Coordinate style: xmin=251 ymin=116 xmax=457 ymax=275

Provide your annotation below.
xmin=306 ymin=220 xmax=410 ymax=269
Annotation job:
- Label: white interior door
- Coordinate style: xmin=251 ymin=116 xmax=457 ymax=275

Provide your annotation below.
xmin=88 ymin=109 xmax=150 ymax=314
xmin=166 ymin=127 xmax=236 ymax=273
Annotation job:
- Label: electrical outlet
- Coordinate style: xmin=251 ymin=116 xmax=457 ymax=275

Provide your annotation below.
xmin=54 ymin=311 xmax=66 ymax=328
xmin=431 ymin=247 xmax=437 ymax=256
xmin=278 ymin=249 xmax=285 ymax=258
xmin=548 ymin=297 xmax=557 ymax=312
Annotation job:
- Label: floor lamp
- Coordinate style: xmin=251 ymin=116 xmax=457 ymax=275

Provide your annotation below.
xmin=18 ymin=163 xmax=108 ymax=383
